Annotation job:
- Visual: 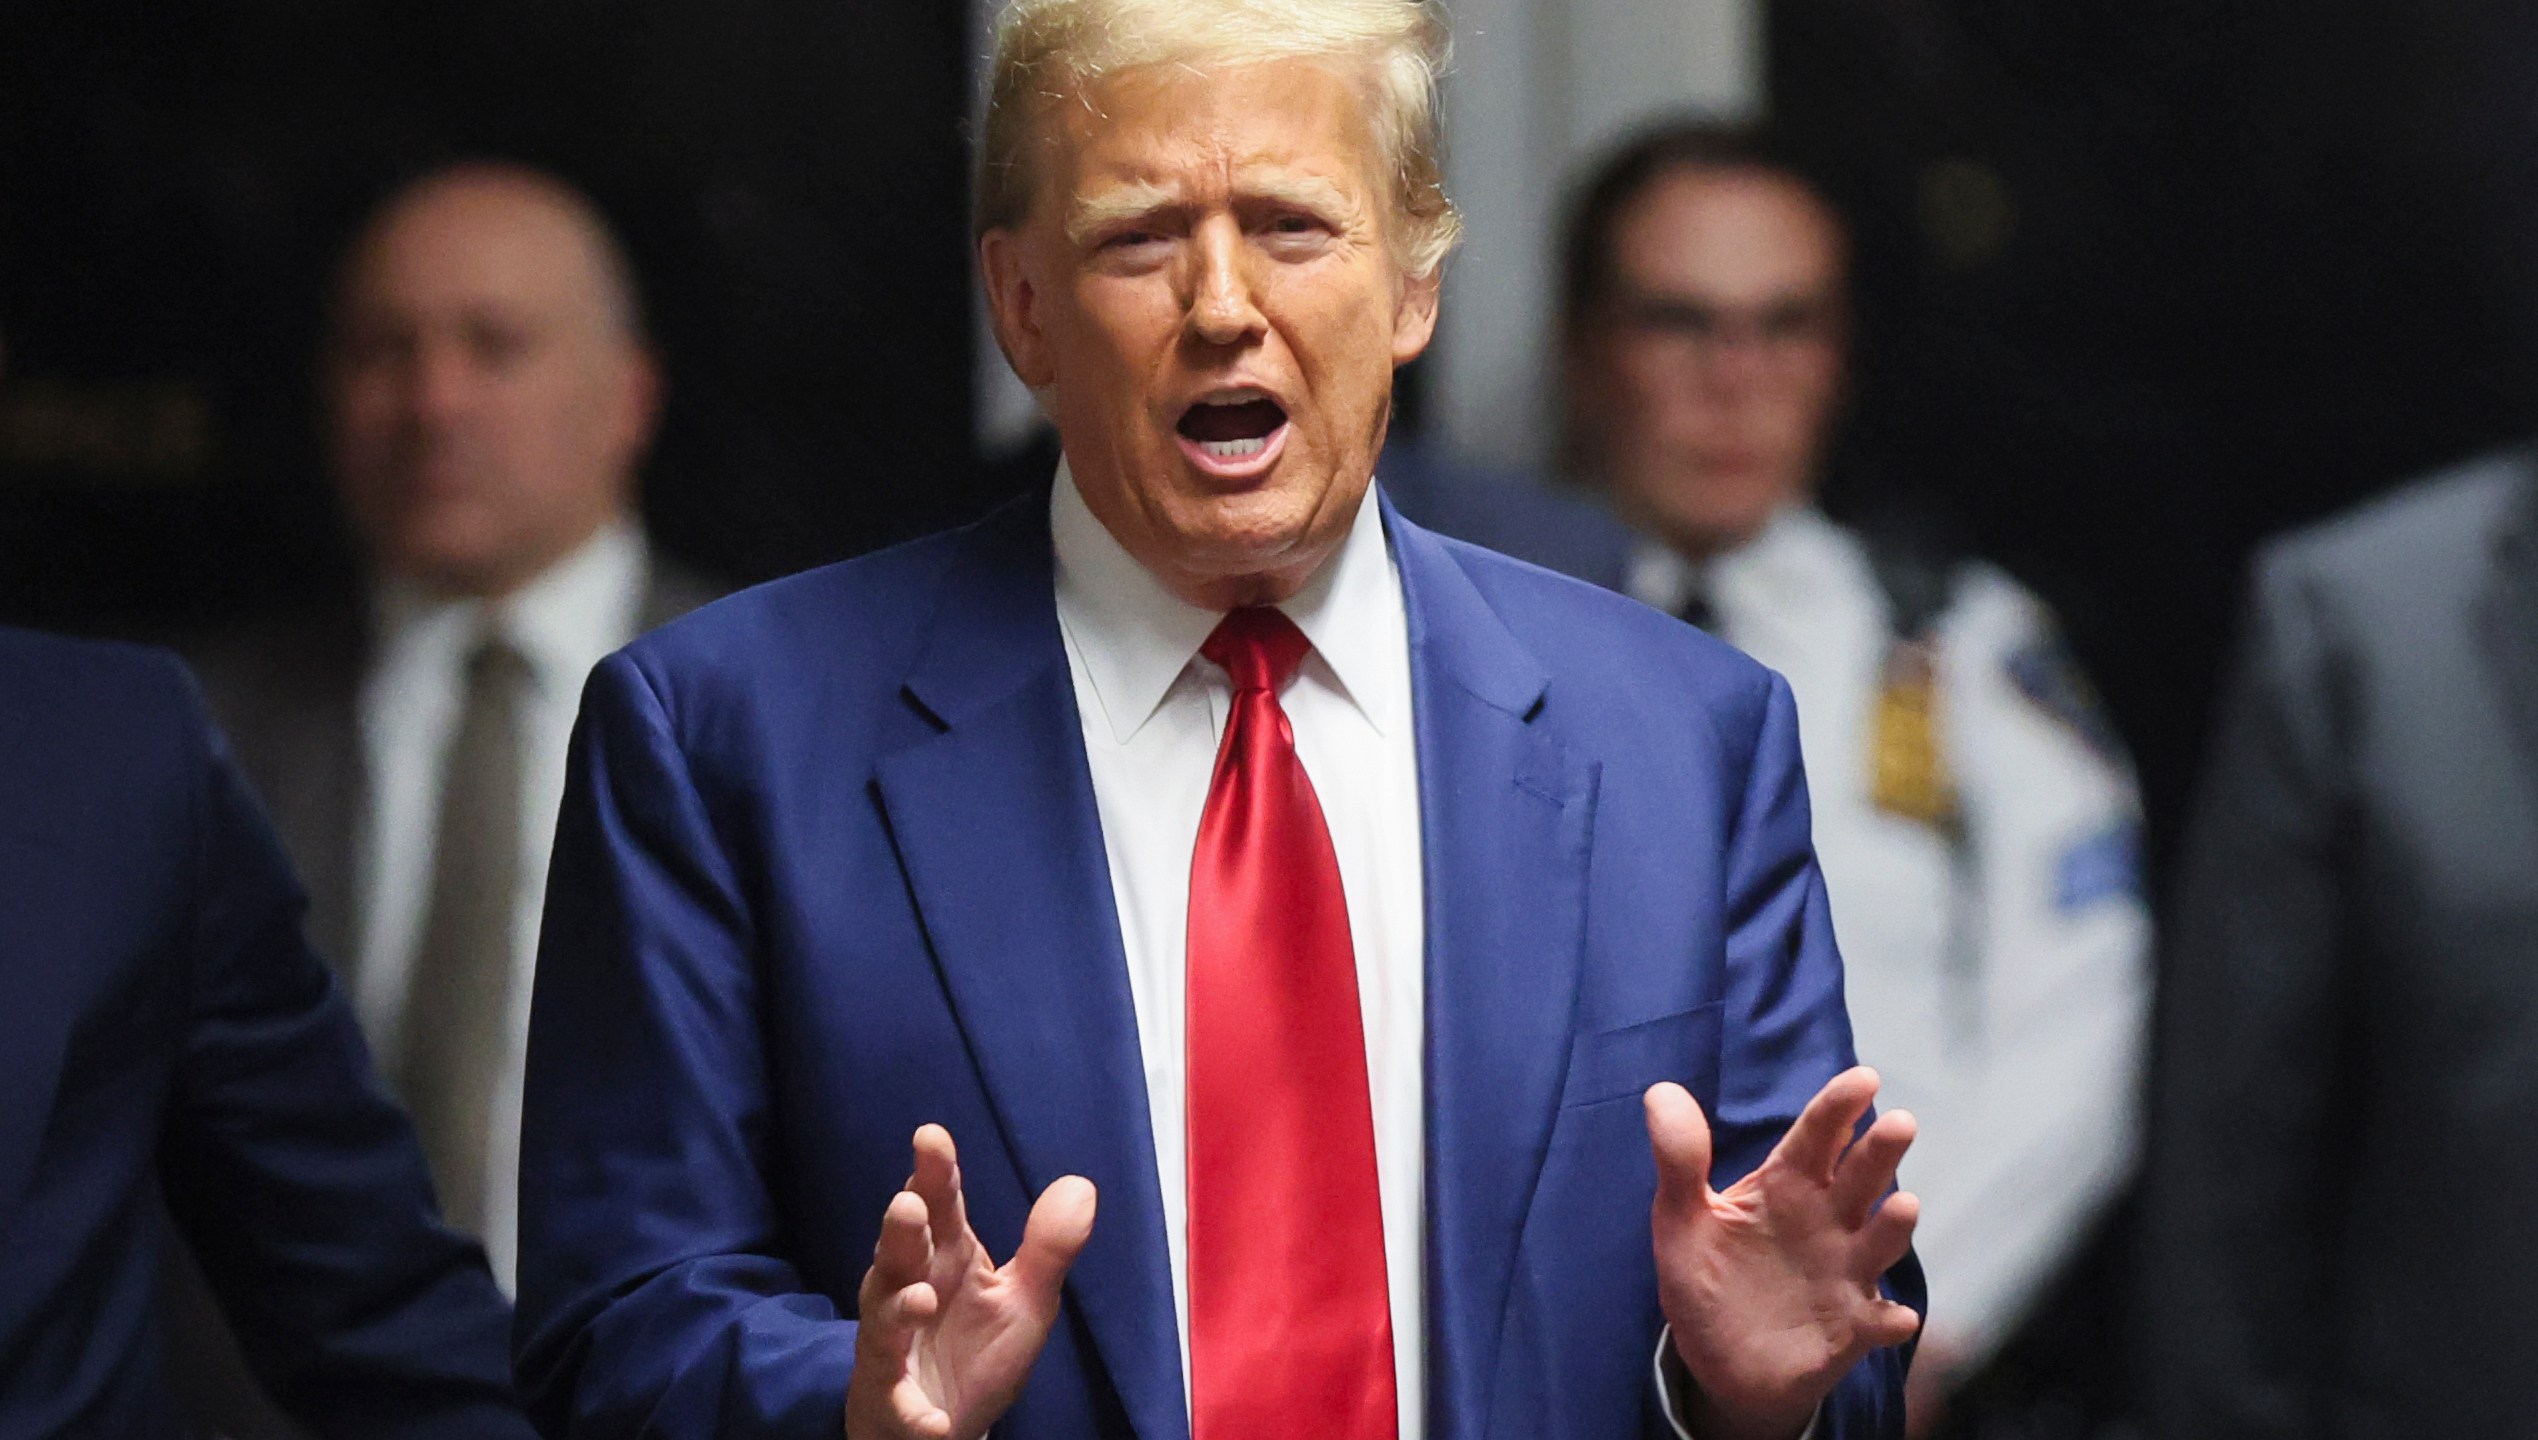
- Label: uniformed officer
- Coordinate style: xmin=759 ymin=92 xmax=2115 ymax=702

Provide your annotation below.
xmin=1386 ymin=119 xmax=2149 ymax=1434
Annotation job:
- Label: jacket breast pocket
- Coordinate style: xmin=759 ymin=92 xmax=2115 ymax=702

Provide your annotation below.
xmin=1558 ymin=1000 xmax=1725 ymax=1110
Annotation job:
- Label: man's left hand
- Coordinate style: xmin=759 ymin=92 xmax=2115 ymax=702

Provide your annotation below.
xmin=1647 ymin=1067 xmax=1922 ymax=1440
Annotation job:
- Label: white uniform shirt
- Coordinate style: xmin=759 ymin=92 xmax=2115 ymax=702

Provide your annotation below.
xmin=1052 ymin=468 xmax=1428 ymax=1438
xmin=1630 ymin=504 xmax=2152 ymax=1365
xmin=355 ymin=518 xmax=652 ymax=1291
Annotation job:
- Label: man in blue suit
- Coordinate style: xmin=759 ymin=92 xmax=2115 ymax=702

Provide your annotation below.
xmin=516 ymin=3 xmax=1925 ymax=1438
xmin=0 ymin=626 xmax=535 ymax=1435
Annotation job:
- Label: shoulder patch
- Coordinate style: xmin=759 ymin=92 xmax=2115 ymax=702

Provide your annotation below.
xmin=2004 ymin=631 xmax=2126 ymax=762
xmin=2056 ymin=820 xmax=2141 ymax=915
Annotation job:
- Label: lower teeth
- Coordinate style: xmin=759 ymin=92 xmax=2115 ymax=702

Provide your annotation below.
xmin=1200 ymin=437 xmax=1268 ymax=459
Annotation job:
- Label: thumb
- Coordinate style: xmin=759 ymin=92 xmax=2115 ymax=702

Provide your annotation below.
xmin=1645 ymin=1082 xmax=1715 ymax=1224
xmin=1005 ymin=1175 xmax=1098 ymax=1312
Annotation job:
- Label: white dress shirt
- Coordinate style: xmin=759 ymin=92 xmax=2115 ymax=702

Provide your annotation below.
xmin=355 ymin=518 xmax=653 ymax=1291
xmin=1630 ymin=505 xmax=2151 ymax=1365
xmin=1051 ymin=468 xmax=1428 ymax=1438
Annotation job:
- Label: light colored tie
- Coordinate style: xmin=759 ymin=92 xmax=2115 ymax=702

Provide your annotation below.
xmin=396 ymin=629 xmax=531 ymax=1236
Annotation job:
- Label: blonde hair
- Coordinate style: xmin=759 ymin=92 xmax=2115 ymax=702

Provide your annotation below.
xmin=977 ymin=0 xmax=1463 ymax=279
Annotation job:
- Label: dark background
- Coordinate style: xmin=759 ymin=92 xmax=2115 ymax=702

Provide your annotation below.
xmin=6 ymin=7 xmax=2538 ymax=1427
xmin=1772 ymin=0 xmax=2538 ymax=863
xmin=12 ymin=0 xmax=2535 ymax=854
xmin=0 ymin=0 xmax=981 ymax=635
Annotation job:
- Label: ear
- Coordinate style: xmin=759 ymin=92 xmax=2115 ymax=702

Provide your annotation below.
xmin=980 ymin=229 xmax=1057 ymax=389
xmin=617 ymin=341 xmax=665 ymax=454
xmin=1391 ymin=264 xmax=1441 ymax=366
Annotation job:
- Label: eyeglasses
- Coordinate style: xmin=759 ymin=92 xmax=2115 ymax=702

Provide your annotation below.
xmin=1601 ymin=288 xmax=1845 ymax=361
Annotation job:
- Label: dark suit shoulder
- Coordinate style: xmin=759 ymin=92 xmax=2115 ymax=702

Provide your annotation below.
xmin=1380 ymin=442 xmax=1634 ymax=591
xmin=1420 ymin=524 xmax=1784 ymax=741
xmin=637 ymin=555 xmax=727 ymax=633
xmin=603 ymin=518 xmax=1008 ymax=775
xmin=183 ymin=605 xmax=366 ymax=721
xmin=2262 ymin=450 xmax=2528 ymax=603
xmin=0 ymin=627 xmax=210 ymax=790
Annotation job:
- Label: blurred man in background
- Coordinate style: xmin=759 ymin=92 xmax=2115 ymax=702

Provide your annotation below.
xmin=1391 ymin=120 xmax=2151 ymax=1431
xmin=2141 ymin=450 xmax=2538 ymax=1437
xmin=179 ymin=160 xmax=716 ymax=1434
xmin=198 ymin=161 xmax=715 ymax=1279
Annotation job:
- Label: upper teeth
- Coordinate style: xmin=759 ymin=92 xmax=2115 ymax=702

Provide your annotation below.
xmin=1200 ymin=437 xmax=1269 ymax=459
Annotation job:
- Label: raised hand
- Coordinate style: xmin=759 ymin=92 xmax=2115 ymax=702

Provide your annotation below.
xmin=843 ymin=1125 xmax=1097 ymax=1440
xmin=1646 ymin=1068 xmax=1922 ymax=1440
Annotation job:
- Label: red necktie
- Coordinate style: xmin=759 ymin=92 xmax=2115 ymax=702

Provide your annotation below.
xmin=1186 ymin=607 xmax=1397 ymax=1440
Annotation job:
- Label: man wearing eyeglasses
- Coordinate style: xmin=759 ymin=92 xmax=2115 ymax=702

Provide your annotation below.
xmin=1389 ymin=120 xmax=2149 ymax=1435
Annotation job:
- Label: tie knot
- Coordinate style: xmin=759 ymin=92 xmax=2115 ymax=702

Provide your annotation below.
xmin=463 ymin=630 xmax=534 ymax=692
xmin=1200 ymin=606 xmax=1312 ymax=694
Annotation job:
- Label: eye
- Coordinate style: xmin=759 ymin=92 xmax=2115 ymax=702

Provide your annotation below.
xmin=1263 ymin=210 xmax=1331 ymax=239
xmin=465 ymin=320 xmax=530 ymax=370
xmin=1099 ymin=224 xmax=1175 ymax=255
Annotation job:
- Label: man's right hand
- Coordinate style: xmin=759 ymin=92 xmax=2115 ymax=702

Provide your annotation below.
xmin=844 ymin=1125 xmax=1097 ymax=1440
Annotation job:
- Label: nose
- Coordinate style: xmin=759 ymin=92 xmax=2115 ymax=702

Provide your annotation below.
xmin=1700 ymin=330 xmax=1777 ymax=397
xmin=1186 ymin=218 xmax=1265 ymax=348
xmin=383 ymin=334 xmax=475 ymax=429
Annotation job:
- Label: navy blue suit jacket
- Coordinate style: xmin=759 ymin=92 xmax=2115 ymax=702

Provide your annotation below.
xmin=0 ymin=628 xmax=532 ymax=1437
xmin=516 ymin=494 xmax=1920 ymax=1439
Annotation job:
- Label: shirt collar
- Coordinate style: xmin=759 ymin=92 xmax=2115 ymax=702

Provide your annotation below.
xmin=370 ymin=518 xmax=649 ymax=695
xmin=1624 ymin=502 xmax=1831 ymax=620
xmin=1050 ymin=461 xmax=1406 ymax=744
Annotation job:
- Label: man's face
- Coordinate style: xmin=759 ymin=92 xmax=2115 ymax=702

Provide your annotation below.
xmin=1574 ymin=166 xmax=1848 ymax=557
xmin=328 ymin=174 xmax=658 ymax=599
xmin=981 ymin=58 xmax=1439 ymax=608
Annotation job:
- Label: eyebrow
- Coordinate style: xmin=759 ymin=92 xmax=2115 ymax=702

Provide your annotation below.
xmin=1065 ymin=181 xmax=1179 ymax=247
xmin=1062 ymin=171 xmax=1360 ymax=248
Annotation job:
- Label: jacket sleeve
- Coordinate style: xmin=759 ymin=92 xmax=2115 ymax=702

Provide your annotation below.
xmin=514 ymin=651 xmax=857 ymax=1438
xmin=2135 ymin=553 xmax=2353 ymax=1439
xmin=156 ymin=660 xmax=534 ymax=1440
xmin=1692 ymin=671 xmax=1924 ymax=1440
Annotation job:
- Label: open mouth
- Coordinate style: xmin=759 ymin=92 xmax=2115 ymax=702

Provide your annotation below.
xmin=1175 ymin=392 xmax=1290 ymax=474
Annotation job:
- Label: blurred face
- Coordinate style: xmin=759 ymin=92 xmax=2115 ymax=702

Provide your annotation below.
xmin=328 ymin=173 xmax=659 ymax=599
xmin=1572 ymin=166 xmax=1848 ymax=557
xmin=980 ymin=58 xmax=1439 ymax=609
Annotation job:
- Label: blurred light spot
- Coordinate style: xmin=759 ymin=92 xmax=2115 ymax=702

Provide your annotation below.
xmin=1920 ymin=157 xmax=2017 ymax=268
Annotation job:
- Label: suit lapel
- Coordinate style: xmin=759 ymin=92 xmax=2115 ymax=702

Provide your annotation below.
xmin=2483 ymin=464 xmax=2538 ymax=818
xmin=1389 ymin=506 xmax=1600 ymax=1440
xmin=872 ymin=500 xmax=1188 ymax=1440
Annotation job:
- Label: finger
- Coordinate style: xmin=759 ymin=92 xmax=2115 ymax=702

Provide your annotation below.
xmin=1005 ymin=1175 xmax=1098 ymax=1312
xmin=1643 ymin=1083 xmax=1715 ymax=1224
xmin=870 ymin=1279 xmax=939 ymax=1349
xmin=890 ymin=1369 xmax=955 ymax=1439
xmin=1859 ymin=1296 xmax=1925 ymax=1351
xmin=908 ymin=1125 xmax=975 ymax=1267
xmin=862 ymin=1183 xmax=933 ymax=1310
xmin=1856 ymin=1188 xmax=1920 ymax=1280
xmin=1769 ymin=1066 xmax=1880 ymax=1184
xmin=1829 ymin=1108 xmax=1917 ymax=1228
